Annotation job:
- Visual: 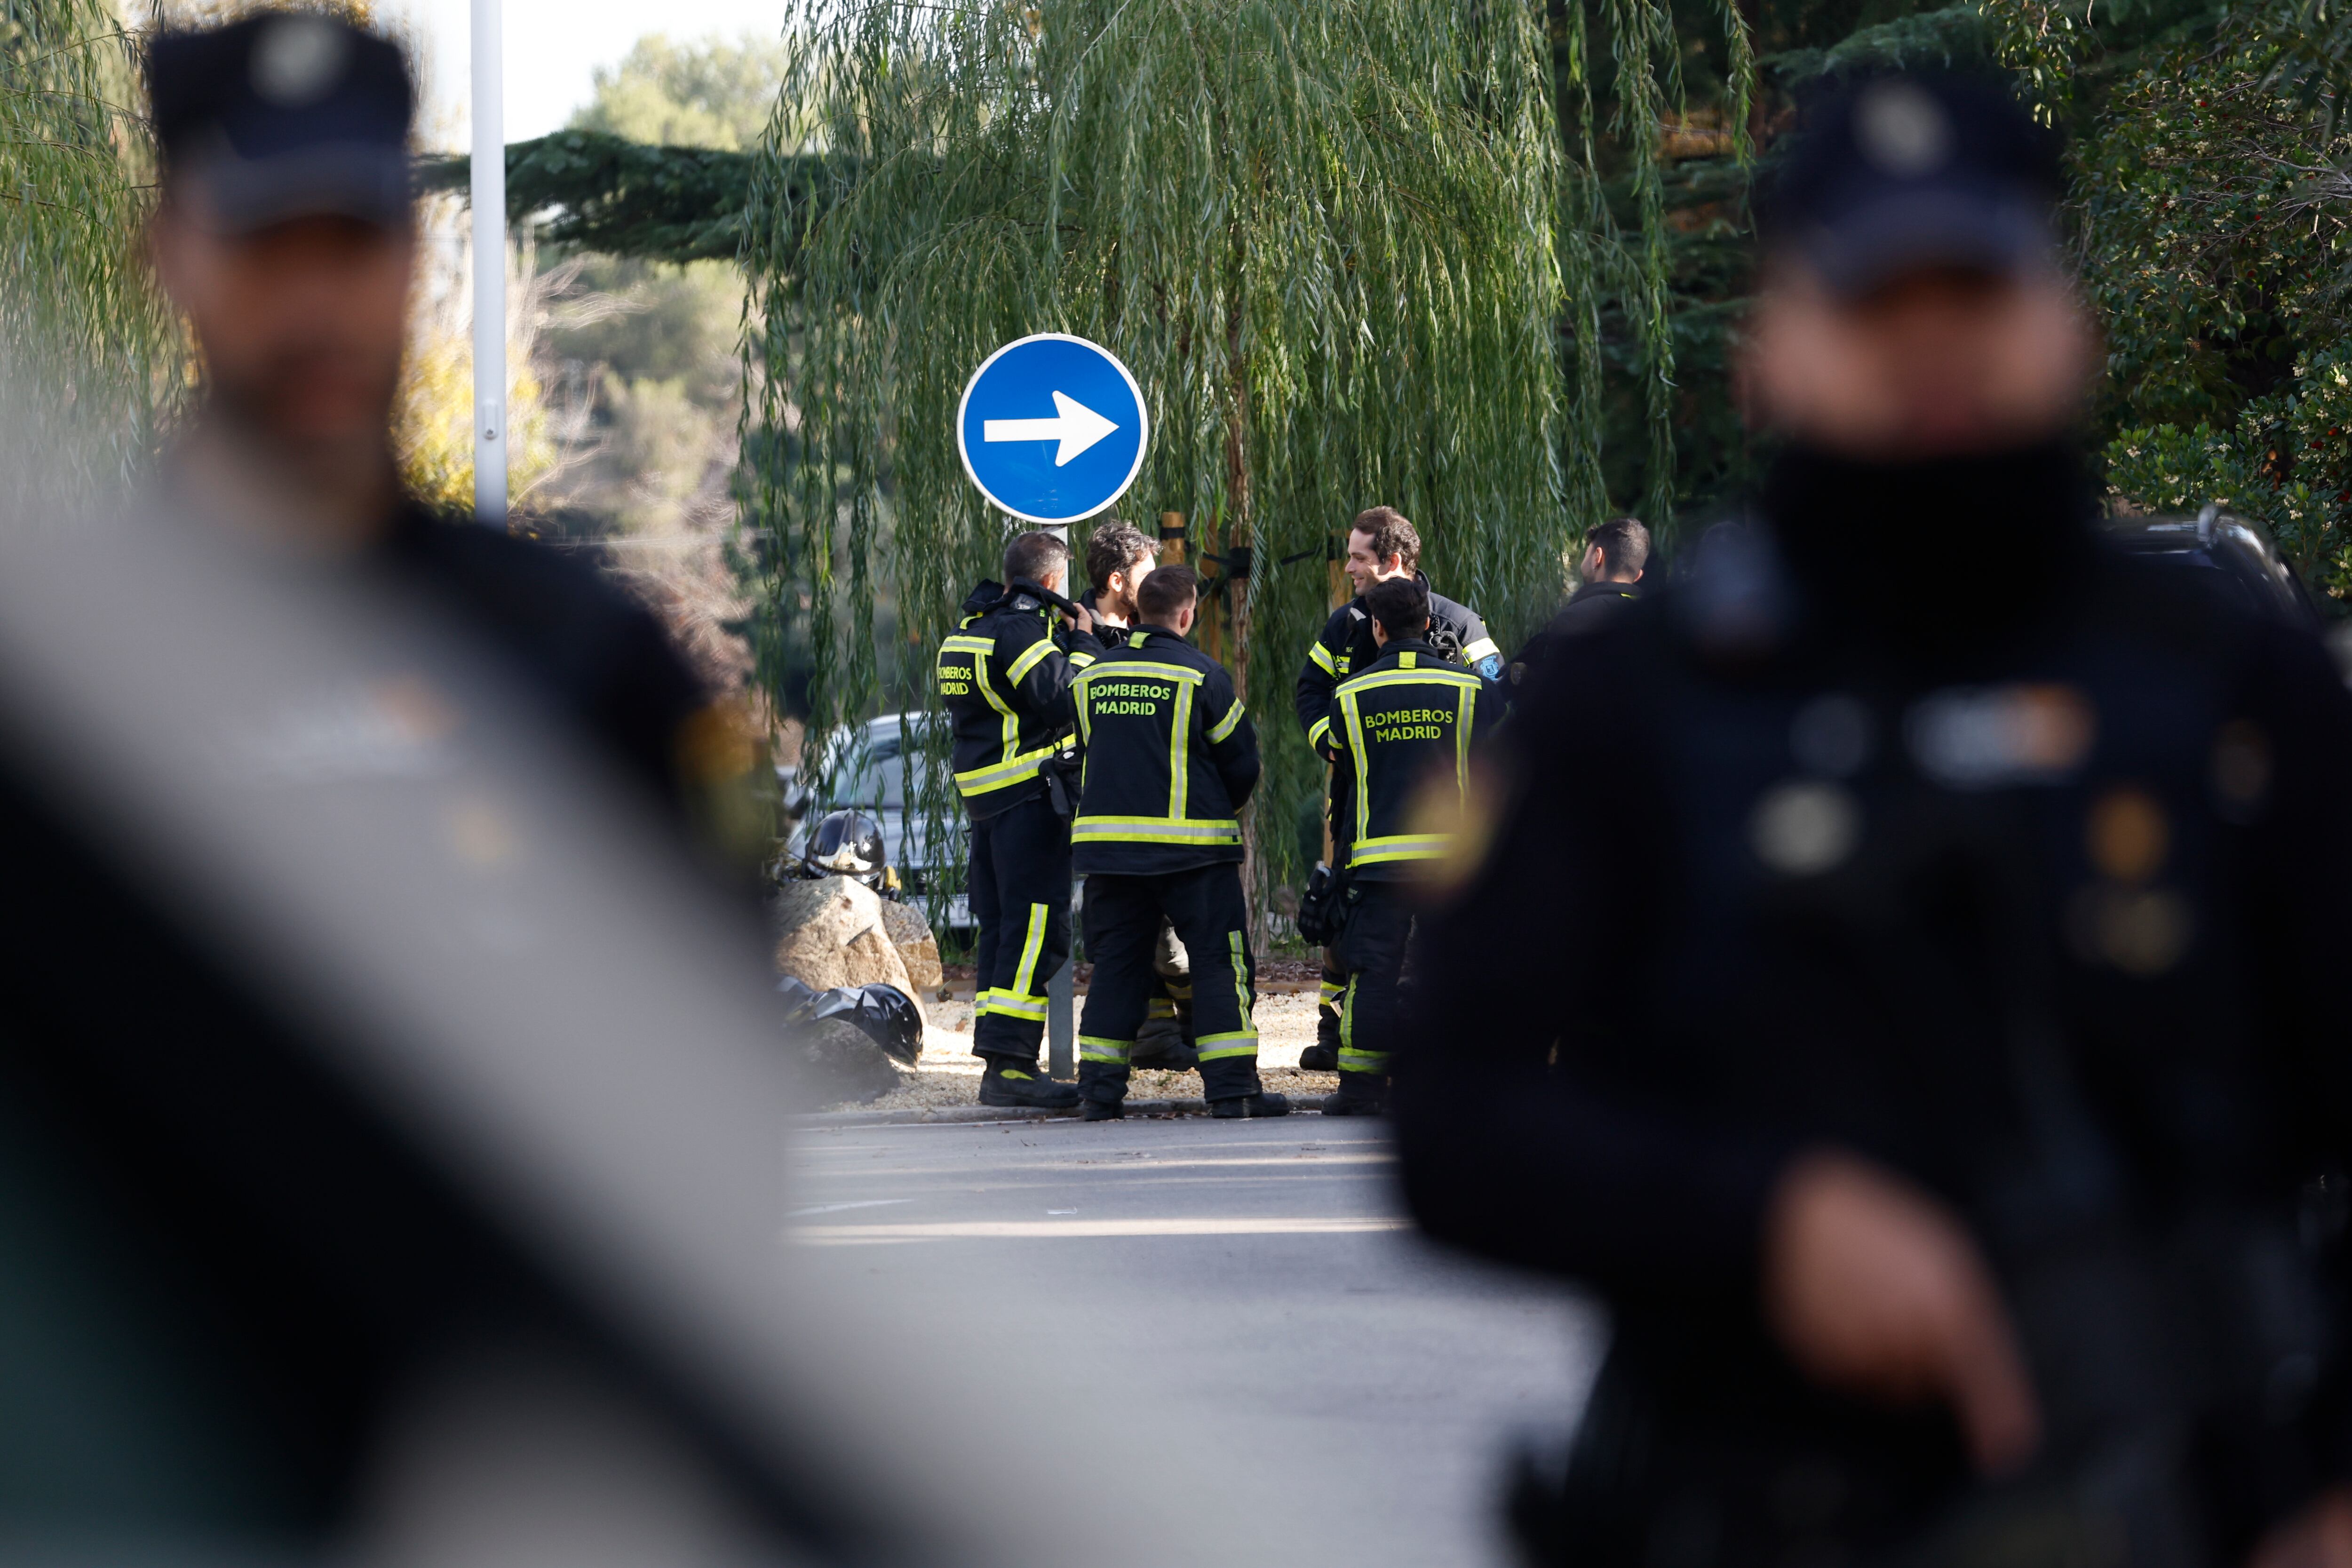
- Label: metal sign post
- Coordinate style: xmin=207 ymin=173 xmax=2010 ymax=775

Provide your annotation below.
xmin=469 ymin=0 xmax=506 ymax=525
xmin=1041 ymin=517 xmax=1076 ymax=1079
xmin=957 ymin=336 xmax=1150 ymax=1081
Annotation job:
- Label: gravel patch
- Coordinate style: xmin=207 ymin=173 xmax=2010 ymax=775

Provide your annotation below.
xmin=836 ymin=986 xmax=1337 ymax=1113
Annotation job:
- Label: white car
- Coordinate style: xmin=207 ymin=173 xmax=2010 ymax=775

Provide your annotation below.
xmin=780 ymin=712 xmax=1088 ymax=934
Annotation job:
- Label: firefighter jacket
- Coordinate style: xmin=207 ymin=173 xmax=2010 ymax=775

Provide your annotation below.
xmin=1294 ymin=573 xmax=1501 ymax=766
xmin=936 ymin=580 xmax=1104 ymax=820
xmin=1070 ymin=626 xmax=1260 ymax=876
xmin=1324 ymin=638 xmax=1497 ymax=880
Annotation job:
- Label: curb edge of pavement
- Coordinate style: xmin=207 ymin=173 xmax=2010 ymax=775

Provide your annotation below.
xmin=798 ymin=1098 xmax=1337 ymax=1129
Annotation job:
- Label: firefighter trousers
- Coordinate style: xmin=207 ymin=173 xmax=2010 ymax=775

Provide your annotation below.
xmin=1076 ymin=864 xmax=1262 ymax=1106
xmin=1333 ymin=881 xmax=1415 ymax=1080
xmin=968 ymin=792 xmax=1070 ymax=1066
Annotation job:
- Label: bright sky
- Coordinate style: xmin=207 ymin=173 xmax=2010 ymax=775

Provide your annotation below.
xmin=380 ymin=0 xmax=791 ymax=148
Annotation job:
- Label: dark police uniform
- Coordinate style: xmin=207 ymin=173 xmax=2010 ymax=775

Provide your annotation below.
xmin=1069 ymin=626 xmax=1263 ymax=1108
xmin=373 ymin=504 xmax=712 ymax=817
xmin=1294 ymin=574 xmax=1502 ymax=1054
xmin=1321 ymin=639 xmax=1496 ymax=1091
xmin=1509 ymin=577 xmax=1641 ymax=696
xmin=936 ymin=581 xmax=1103 ymax=1066
xmin=1397 ymin=445 xmax=2352 ymax=1560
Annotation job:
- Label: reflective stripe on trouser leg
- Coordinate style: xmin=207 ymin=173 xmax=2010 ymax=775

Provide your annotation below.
xmin=970 ymin=796 xmax=1069 ymax=1062
xmin=1169 ymin=868 xmax=1259 ymax=1102
xmin=1076 ymin=871 xmax=1160 ymax=1106
xmin=1317 ymin=952 xmax=1346 ymax=1049
xmin=1333 ymin=882 xmax=1410 ymax=1078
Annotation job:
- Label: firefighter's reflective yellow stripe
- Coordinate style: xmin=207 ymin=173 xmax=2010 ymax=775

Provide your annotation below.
xmin=1338 ymin=1047 xmax=1392 ymax=1074
xmin=1463 ymin=636 xmax=1501 ymax=666
xmin=1079 ymin=1035 xmax=1133 ymax=1064
xmin=1341 ymin=974 xmax=1358 ymax=1047
xmin=1335 ymin=667 xmax=1484 ymax=697
xmin=1068 ymin=649 xmax=1097 ymax=668
xmin=1165 ymin=977 xmax=1192 ymax=1000
xmin=1308 ymin=640 xmax=1337 ymax=675
xmin=944 ymin=634 xmax=1021 ymax=762
xmin=953 ymin=740 xmax=1061 ymax=796
xmin=989 ymin=994 xmax=1048 ymax=1021
xmin=1207 ymin=699 xmax=1247 ymax=744
xmin=1073 ymin=661 xmax=1204 ymax=687
xmin=1351 ymin=834 xmax=1454 ymax=867
xmin=1005 ymin=635 xmax=1058 ymax=685
xmin=1306 ymin=713 xmax=1334 ymax=752
xmin=1168 ymin=681 xmax=1195 ymax=819
xmin=1227 ymin=931 xmax=1254 ymax=1036
xmin=1071 ymin=816 xmax=1243 ymax=845
xmin=1009 ymin=902 xmax=1050 ymax=1003
xmin=1319 ymin=978 xmax=1344 ymax=1004
xmin=1197 ymin=1029 xmax=1258 ymax=1061
xmin=1147 ymin=996 xmax=1178 ymax=1020
xmin=1455 ymin=683 xmax=1478 ymax=780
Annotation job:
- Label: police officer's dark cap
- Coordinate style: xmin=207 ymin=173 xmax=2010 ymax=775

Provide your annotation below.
xmin=147 ymin=12 xmax=414 ymax=234
xmin=1756 ymin=71 xmax=2064 ymax=297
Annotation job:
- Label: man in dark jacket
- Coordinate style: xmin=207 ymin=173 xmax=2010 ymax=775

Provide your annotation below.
xmin=1069 ymin=567 xmax=1286 ymax=1122
xmin=1399 ymin=71 xmax=2352 ymax=1563
xmin=143 ymin=15 xmax=719 ymax=829
xmin=1294 ymin=506 xmax=1501 ymax=1070
xmin=1316 ymin=577 xmax=1497 ymax=1114
xmin=936 ymin=532 xmax=1103 ymax=1107
xmin=1510 ymin=516 xmax=1649 ymax=692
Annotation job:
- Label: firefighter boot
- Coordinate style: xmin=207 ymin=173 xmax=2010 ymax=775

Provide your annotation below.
xmin=1129 ymin=1006 xmax=1199 ymax=1071
xmin=1209 ymin=1091 xmax=1291 ymax=1119
xmin=1318 ymin=1073 xmax=1388 ymax=1116
xmin=979 ymin=1058 xmax=1082 ymax=1109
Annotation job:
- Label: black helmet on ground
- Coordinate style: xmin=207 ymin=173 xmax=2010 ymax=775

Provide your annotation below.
xmin=801 ymin=809 xmax=889 ymax=889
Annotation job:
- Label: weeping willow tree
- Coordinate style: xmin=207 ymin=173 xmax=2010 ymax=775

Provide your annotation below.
xmin=744 ymin=0 xmax=1744 ymax=924
xmin=1 ymin=0 xmax=184 ymax=498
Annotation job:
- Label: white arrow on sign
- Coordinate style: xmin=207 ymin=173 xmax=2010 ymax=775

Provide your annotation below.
xmin=983 ymin=389 xmax=1120 ymax=467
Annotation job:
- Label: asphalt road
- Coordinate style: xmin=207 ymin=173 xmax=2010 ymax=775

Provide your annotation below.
xmin=788 ymin=1114 xmax=1606 ymax=1566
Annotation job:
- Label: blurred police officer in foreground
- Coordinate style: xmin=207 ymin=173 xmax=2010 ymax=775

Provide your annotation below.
xmin=939 ymin=532 xmax=1103 ymax=1108
xmin=144 ymin=14 xmax=717 ymax=828
xmin=1315 ymin=577 xmax=1495 ymax=1115
xmin=1400 ymin=71 xmax=2352 ymax=1565
xmin=1295 ymin=507 xmax=1502 ymax=1071
xmin=1070 ymin=566 xmax=1285 ymax=1121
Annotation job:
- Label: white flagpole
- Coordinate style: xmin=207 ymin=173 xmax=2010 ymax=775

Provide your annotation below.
xmin=469 ymin=0 xmax=506 ymax=525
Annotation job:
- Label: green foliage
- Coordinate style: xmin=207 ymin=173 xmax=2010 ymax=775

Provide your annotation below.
xmin=546 ymin=255 xmax=744 ymax=410
xmin=2077 ymin=27 xmax=2352 ymax=597
xmin=418 ymin=131 xmax=789 ymax=263
xmin=746 ymin=0 xmax=1639 ymax=921
xmin=0 ymin=0 xmax=184 ymax=495
xmin=570 ymin=32 xmax=789 ymax=151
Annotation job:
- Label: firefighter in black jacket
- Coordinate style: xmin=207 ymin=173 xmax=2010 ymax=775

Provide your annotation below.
xmin=1294 ymin=506 xmax=1502 ymax=1070
xmin=1318 ymin=577 xmax=1498 ymax=1114
xmin=937 ymin=531 xmax=1103 ymax=1108
xmin=1069 ymin=566 xmax=1287 ymax=1122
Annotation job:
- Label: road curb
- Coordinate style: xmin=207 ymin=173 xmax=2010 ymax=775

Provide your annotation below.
xmin=799 ymin=1098 xmax=1335 ymax=1129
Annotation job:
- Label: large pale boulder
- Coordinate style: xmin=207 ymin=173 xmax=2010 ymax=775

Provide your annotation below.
xmin=877 ymin=898 xmax=944 ymax=991
xmin=773 ymin=876 xmax=914 ymax=995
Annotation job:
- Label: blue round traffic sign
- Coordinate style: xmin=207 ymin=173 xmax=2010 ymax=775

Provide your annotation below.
xmin=956 ymin=334 xmax=1148 ymax=525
